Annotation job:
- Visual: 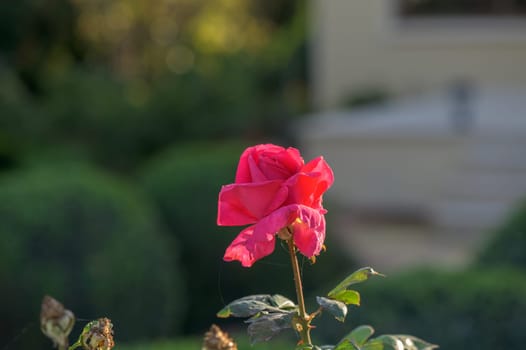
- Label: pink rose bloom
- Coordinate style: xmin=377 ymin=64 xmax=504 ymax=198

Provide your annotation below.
xmin=217 ymin=144 xmax=334 ymax=267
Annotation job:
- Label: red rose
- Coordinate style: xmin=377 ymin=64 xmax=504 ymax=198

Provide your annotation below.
xmin=217 ymin=144 xmax=334 ymax=267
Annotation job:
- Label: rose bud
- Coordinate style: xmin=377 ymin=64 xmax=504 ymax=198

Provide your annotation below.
xmin=202 ymin=324 xmax=237 ymax=350
xmin=40 ymin=295 xmax=75 ymax=350
xmin=79 ymin=318 xmax=115 ymax=350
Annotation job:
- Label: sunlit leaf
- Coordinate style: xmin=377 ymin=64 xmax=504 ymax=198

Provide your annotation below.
xmin=296 ymin=345 xmax=336 ymax=350
xmin=328 ymin=290 xmax=361 ymax=306
xmin=362 ymin=334 xmax=438 ymax=350
xmin=343 ymin=325 xmax=375 ymax=347
xmin=334 ymin=339 xmax=359 ymax=350
xmin=271 ymin=294 xmax=296 ymax=309
xmin=328 ymin=267 xmax=384 ymax=297
xmin=364 ymin=335 xmax=404 ymax=350
xmin=316 ymin=296 xmax=347 ymax=322
xmin=361 ymin=339 xmax=385 ymax=350
xmin=385 ymin=335 xmax=438 ymax=350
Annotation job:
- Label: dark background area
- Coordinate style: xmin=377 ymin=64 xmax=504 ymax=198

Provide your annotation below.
xmin=1 ymin=1 xmax=526 ymax=349
xmin=0 ymin=1 xmax=354 ymax=348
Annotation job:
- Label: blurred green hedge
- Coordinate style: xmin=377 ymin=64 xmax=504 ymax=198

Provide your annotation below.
xmin=0 ymin=164 xmax=185 ymax=349
xmin=316 ymin=268 xmax=526 ymax=350
xmin=477 ymin=199 xmax=526 ymax=270
xmin=0 ymin=64 xmax=272 ymax=171
xmin=140 ymin=142 xmax=355 ymax=333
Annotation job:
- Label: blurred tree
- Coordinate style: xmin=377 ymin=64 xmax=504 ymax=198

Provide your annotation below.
xmin=0 ymin=0 xmax=84 ymax=94
xmin=1 ymin=0 xmax=309 ymax=170
xmin=0 ymin=163 xmax=186 ymax=348
xmin=70 ymin=0 xmax=302 ymax=80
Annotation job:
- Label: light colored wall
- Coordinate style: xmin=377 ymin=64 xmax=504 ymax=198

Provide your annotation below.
xmin=310 ymin=0 xmax=526 ymax=108
xmin=304 ymin=135 xmax=467 ymax=210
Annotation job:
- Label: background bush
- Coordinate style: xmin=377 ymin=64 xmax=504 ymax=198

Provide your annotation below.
xmin=140 ymin=142 xmax=355 ymax=333
xmin=315 ymin=268 xmax=526 ymax=350
xmin=0 ymin=164 xmax=185 ymax=349
xmin=477 ymin=199 xmax=526 ymax=270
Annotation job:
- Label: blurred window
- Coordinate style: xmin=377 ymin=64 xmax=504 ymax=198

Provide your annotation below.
xmin=399 ymin=0 xmax=526 ymax=16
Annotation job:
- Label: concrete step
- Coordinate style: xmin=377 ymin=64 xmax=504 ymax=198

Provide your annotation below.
xmin=432 ymin=199 xmax=515 ymax=231
xmin=443 ymin=171 xmax=526 ymax=202
xmin=462 ymin=142 xmax=526 ymax=171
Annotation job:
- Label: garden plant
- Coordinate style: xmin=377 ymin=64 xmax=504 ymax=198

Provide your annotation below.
xmin=40 ymin=295 xmax=114 ymax=350
xmin=214 ymin=144 xmax=438 ymax=350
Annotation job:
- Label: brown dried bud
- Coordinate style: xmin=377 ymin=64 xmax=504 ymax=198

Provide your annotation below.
xmin=80 ymin=318 xmax=115 ymax=350
xmin=277 ymin=227 xmax=292 ymax=241
xmin=40 ymin=295 xmax=75 ymax=349
xmin=202 ymin=324 xmax=237 ymax=350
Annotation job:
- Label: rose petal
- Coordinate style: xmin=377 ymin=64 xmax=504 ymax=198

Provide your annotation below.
xmin=284 ymin=173 xmax=321 ymax=208
xmin=293 ymin=157 xmax=335 ymax=209
xmin=292 ymin=207 xmax=326 ymax=258
xmin=252 ymin=204 xmax=326 ymax=259
xmin=257 ymin=147 xmax=303 ymax=181
xmin=235 ymin=146 xmax=257 ymax=183
xmin=223 ymin=225 xmax=276 ymax=267
xmin=235 ymin=144 xmax=304 ymax=183
xmin=247 ymin=153 xmax=268 ymax=182
xmin=252 ymin=205 xmax=298 ymax=239
xmin=302 ymin=156 xmax=334 ymax=191
xmin=217 ymin=181 xmax=288 ymax=226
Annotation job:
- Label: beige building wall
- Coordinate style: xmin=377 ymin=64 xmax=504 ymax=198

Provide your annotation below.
xmin=310 ymin=0 xmax=526 ymax=108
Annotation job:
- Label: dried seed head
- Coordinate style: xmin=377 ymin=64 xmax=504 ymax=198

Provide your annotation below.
xmin=40 ymin=295 xmax=75 ymax=349
xmin=80 ymin=318 xmax=115 ymax=350
xmin=202 ymin=324 xmax=237 ymax=350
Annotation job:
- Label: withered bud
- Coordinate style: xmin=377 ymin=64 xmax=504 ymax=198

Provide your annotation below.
xmin=40 ymin=295 xmax=75 ymax=349
xmin=80 ymin=318 xmax=115 ymax=350
xmin=202 ymin=324 xmax=237 ymax=350
xmin=277 ymin=227 xmax=292 ymax=241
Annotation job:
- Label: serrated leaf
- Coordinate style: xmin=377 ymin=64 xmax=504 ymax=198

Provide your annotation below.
xmin=329 ymin=290 xmax=361 ymax=306
xmin=217 ymin=295 xmax=281 ymax=318
xmin=271 ymin=294 xmax=296 ymax=309
xmin=246 ymin=311 xmax=293 ymax=344
xmin=316 ymin=296 xmax=348 ymax=322
xmin=328 ymin=267 xmax=384 ymax=297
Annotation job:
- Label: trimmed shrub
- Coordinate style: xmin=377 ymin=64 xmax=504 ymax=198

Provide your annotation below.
xmin=140 ymin=142 xmax=355 ymax=332
xmin=316 ymin=268 xmax=526 ymax=350
xmin=0 ymin=164 xmax=185 ymax=349
xmin=477 ymin=199 xmax=526 ymax=269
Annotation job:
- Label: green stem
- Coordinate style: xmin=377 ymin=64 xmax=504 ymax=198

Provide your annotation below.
xmin=68 ymin=340 xmax=82 ymax=350
xmin=287 ymin=238 xmax=312 ymax=346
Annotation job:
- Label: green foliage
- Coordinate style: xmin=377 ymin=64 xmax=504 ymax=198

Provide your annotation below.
xmin=316 ymin=297 xmax=348 ymax=323
xmin=216 ymin=294 xmax=295 ymax=344
xmin=0 ymin=164 xmax=185 ymax=349
xmin=1 ymin=62 xmax=298 ymax=170
xmin=217 ymin=294 xmax=295 ymax=319
xmin=140 ymin=142 xmax=356 ymax=332
xmin=477 ymin=199 xmax=526 ymax=269
xmin=328 ymin=267 xmax=384 ymax=299
xmin=315 ymin=267 xmax=383 ymax=324
xmin=323 ymin=268 xmax=526 ymax=350
xmin=341 ymin=325 xmax=375 ymax=348
xmin=117 ymin=334 xmax=293 ymax=350
xmin=140 ymin=142 xmax=295 ymax=332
